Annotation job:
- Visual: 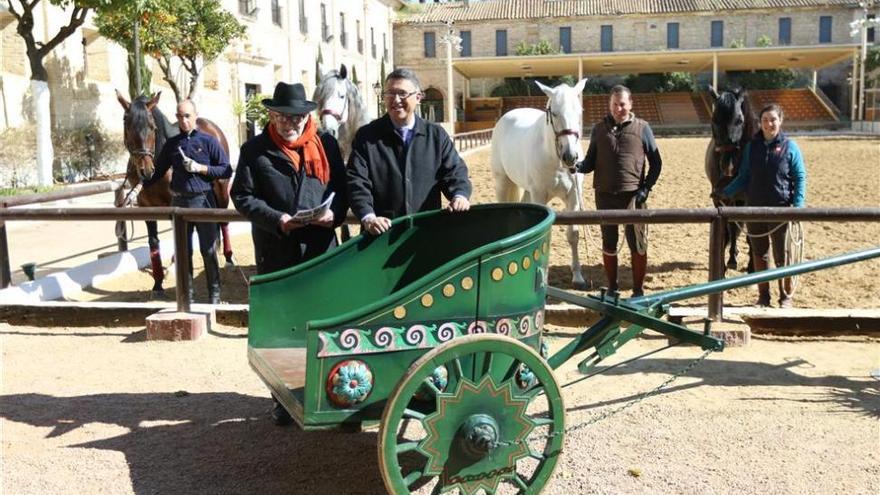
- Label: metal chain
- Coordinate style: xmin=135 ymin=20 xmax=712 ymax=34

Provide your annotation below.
xmin=496 ymin=348 xmax=715 ymax=447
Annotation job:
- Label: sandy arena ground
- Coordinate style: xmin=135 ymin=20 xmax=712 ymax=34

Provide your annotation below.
xmin=73 ymin=136 xmax=880 ymax=309
xmin=2 ymin=136 xmax=879 ymax=494
xmin=1 ymin=323 xmax=877 ymax=494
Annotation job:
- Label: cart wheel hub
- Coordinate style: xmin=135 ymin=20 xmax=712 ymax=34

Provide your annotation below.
xmin=459 ymin=414 xmax=498 ymax=458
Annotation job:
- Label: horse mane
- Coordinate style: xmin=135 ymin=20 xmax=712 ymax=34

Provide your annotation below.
xmin=739 ymin=91 xmax=757 ymax=143
xmin=150 ymin=105 xmax=175 ymax=155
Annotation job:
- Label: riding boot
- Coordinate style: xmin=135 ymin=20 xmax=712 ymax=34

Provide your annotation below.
xmin=753 ymin=255 xmax=771 ymax=307
xmin=631 ymin=251 xmax=647 ymax=297
xmin=602 ymin=253 xmax=619 ymax=292
xmin=204 ymin=252 xmax=221 ymax=304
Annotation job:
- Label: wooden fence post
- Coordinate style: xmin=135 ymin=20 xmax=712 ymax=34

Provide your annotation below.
xmin=173 ymin=210 xmax=191 ymax=313
xmin=708 ymin=215 xmax=727 ymax=320
xmin=0 ymin=218 xmax=10 ymax=288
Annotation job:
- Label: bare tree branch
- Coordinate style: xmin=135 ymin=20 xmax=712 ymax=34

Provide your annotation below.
xmin=37 ymin=6 xmax=89 ymax=58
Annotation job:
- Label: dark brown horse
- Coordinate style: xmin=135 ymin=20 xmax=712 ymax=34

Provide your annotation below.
xmin=705 ymin=86 xmax=755 ymax=272
xmin=116 ymin=91 xmax=234 ymax=296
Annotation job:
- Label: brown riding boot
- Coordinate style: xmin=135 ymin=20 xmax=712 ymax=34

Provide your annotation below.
xmin=631 ymin=251 xmax=647 ymax=297
xmin=602 ymin=253 xmax=619 ymax=292
xmin=753 ymin=255 xmax=771 ymax=307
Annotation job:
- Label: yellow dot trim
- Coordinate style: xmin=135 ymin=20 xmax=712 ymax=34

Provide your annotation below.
xmin=443 ymin=284 xmax=455 ymax=297
xmin=533 ymin=249 xmax=541 ymax=261
xmin=542 ymin=241 xmax=548 ymax=254
xmin=461 ymin=277 xmax=474 ymax=290
xmin=393 ymin=306 xmax=407 ymax=319
xmin=508 ymin=261 xmax=518 ymax=275
xmin=421 ymin=294 xmax=433 ymax=308
xmin=491 ymin=268 xmax=504 ymax=281
xmin=522 ymin=257 xmax=531 ymax=269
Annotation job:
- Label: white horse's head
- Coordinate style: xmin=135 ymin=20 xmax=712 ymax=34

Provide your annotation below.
xmin=536 ymin=78 xmax=588 ymax=168
xmin=314 ymin=64 xmax=353 ymax=138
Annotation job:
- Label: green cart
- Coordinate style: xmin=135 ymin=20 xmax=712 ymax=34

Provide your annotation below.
xmin=247 ymin=203 xmax=880 ymax=494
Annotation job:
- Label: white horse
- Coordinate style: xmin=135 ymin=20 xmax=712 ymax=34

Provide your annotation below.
xmin=491 ymin=78 xmax=588 ymax=288
xmin=312 ymin=64 xmax=369 ymax=160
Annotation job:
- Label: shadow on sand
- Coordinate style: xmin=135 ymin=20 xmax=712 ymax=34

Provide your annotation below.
xmin=0 ymin=391 xmax=387 ymax=494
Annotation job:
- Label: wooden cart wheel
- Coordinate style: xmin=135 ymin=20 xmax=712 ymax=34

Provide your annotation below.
xmin=378 ymin=334 xmax=564 ymax=495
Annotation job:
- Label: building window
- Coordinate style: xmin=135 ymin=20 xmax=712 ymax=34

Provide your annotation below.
xmin=238 ymin=0 xmax=256 ymax=17
xmin=357 ymin=20 xmax=363 ymax=53
xmin=424 ymin=31 xmax=436 ymax=58
xmin=321 ymin=4 xmax=330 ymax=41
xmin=868 ymin=14 xmax=875 ymax=43
xmin=819 ymin=16 xmax=832 ymax=43
xmin=710 ymin=20 xmax=723 ymax=47
xmin=460 ymin=30 xmax=471 ymax=57
xmin=371 ymin=28 xmax=376 ymax=58
xmin=496 ymin=29 xmax=507 ymax=56
xmin=383 ymin=33 xmax=388 ymax=60
xmin=778 ymin=17 xmax=791 ymax=45
xmin=667 ymin=22 xmax=679 ymax=49
xmin=271 ymin=0 xmax=281 ymax=26
xmin=600 ymin=25 xmax=613 ymax=52
xmin=298 ymin=0 xmax=308 ymax=34
xmin=559 ymin=27 xmax=571 ymax=53
xmin=340 ymin=13 xmax=347 ymax=48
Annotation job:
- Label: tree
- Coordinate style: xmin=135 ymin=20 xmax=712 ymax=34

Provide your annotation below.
xmin=7 ymin=0 xmax=124 ymax=186
xmin=94 ymin=0 xmax=167 ymax=98
xmin=725 ymin=34 xmax=804 ymax=90
xmin=99 ymin=0 xmax=245 ymax=102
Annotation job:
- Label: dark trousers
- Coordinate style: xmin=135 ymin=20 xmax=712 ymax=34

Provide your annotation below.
xmin=595 ymin=191 xmax=646 ymax=255
xmin=171 ymin=191 xmax=221 ymax=300
xmin=748 ymin=222 xmax=789 ymax=267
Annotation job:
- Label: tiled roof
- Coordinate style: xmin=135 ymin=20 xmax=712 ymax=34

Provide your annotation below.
xmin=396 ymin=0 xmax=857 ymax=24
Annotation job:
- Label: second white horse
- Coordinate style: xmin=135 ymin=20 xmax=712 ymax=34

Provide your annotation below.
xmin=491 ymin=78 xmax=588 ymax=288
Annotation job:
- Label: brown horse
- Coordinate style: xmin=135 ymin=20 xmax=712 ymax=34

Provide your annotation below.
xmin=116 ymin=91 xmax=234 ymax=297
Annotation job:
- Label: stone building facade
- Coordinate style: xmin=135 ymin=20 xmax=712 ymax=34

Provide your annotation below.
xmin=394 ymin=0 xmax=875 ymax=120
xmin=0 ymin=0 xmax=399 ymax=171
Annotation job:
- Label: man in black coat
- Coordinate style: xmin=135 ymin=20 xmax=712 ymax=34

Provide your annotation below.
xmin=347 ymin=68 xmax=472 ymax=235
xmin=231 ymin=82 xmax=348 ymax=275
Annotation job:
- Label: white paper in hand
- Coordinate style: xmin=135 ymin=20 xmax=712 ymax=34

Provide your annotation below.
xmin=291 ymin=192 xmax=335 ymax=223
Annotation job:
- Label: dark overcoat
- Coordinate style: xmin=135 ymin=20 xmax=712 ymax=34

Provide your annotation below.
xmin=231 ymin=128 xmax=348 ymax=275
xmin=347 ymin=114 xmax=471 ymax=219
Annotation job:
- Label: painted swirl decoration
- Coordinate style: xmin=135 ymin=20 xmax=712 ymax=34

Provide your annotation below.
xmin=496 ymin=318 xmax=513 ymax=336
xmin=373 ymin=327 xmax=396 ymax=349
xmin=339 ymin=329 xmax=361 ymax=350
xmin=437 ymin=323 xmax=457 ymax=342
xmin=405 ymin=325 xmax=428 ymax=346
xmin=518 ymin=316 xmax=532 ymax=335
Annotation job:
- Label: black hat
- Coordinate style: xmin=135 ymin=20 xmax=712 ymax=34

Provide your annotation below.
xmin=262 ymin=82 xmax=317 ymax=114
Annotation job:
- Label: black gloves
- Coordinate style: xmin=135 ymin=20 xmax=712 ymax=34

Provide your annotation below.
xmin=635 ymin=187 xmax=650 ymax=206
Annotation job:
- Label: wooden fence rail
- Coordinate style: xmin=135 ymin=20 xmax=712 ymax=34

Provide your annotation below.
xmin=2 ymin=205 xmax=878 ymax=319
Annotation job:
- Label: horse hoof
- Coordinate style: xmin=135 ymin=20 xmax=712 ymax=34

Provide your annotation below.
xmin=726 ymin=260 xmax=738 ymax=270
xmin=225 ymin=260 xmax=236 ymax=269
xmin=572 ymin=280 xmax=589 ymax=291
xmin=151 ymin=289 xmax=169 ymax=301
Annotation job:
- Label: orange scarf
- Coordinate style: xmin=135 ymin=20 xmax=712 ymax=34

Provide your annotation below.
xmin=268 ymin=116 xmax=330 ymax=184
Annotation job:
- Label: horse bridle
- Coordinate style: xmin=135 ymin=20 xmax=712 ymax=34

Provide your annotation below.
xmin=320 ymin=85 xmax=349 ymax=124
xmin=545 ymin=104 xmax=581 ymax=167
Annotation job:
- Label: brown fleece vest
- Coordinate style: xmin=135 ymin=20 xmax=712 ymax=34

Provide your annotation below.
xmin=592 ymin=116 xmax=646 ymax=193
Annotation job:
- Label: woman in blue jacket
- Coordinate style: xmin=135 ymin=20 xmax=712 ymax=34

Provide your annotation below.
xmin=721 ymin=103 xmax=807 ymax=308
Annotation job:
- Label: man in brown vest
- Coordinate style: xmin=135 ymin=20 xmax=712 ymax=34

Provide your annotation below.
xmin=576 ymin=85 xmax=662 ymax=297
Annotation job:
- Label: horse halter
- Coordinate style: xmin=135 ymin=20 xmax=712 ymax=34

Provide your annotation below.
xmin=545 ymin=103 xmax=581 ymax=168
xmin=320 ymin=84 xmax=349 ymax=124
xmin=545 ymin=104 xmax=581 ymax=140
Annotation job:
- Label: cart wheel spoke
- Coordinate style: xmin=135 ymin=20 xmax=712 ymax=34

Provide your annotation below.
xmin=379 ymin=335 xmax=564 ymax=495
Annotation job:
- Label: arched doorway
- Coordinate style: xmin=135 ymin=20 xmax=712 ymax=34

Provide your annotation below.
xmin=421 ymin=87 xmax=444 ymax=122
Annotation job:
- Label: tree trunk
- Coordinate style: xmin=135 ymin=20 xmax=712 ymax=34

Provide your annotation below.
xmin=156 ymin=55 xmax=182 ymax=103
xmin=32 ymin=80 xmax=54 ymax=186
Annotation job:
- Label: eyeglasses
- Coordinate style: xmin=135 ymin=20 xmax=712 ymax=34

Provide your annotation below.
xmin=270 ymin=112 xmax=308 ymax=124
xmin=383 ymin=90 xmax=420 ymax=101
